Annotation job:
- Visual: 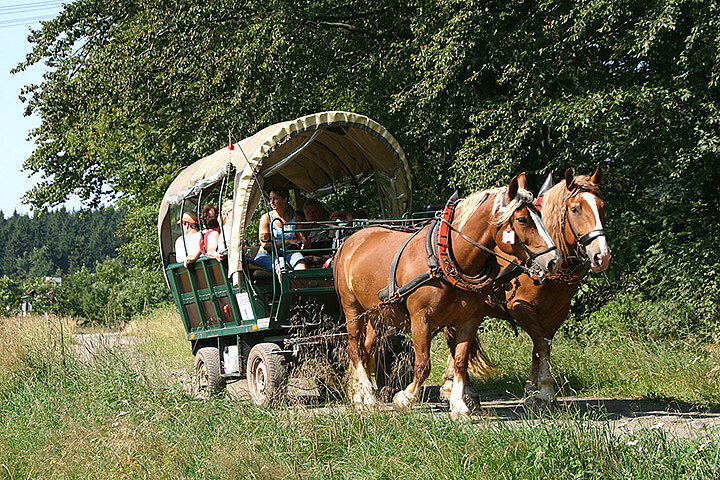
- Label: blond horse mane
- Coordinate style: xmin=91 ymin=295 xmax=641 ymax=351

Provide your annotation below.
xmin=541 ymin=175 xmax=601 ymax=261
xmin=456 ymin=186 xmax=534 ymax=230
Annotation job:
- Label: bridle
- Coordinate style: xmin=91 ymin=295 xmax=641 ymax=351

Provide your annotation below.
xmin=561 ymin=187 xmax=606 ymax=269
xmin=438 ymin=193 xmax=556 ymax=278
xmin=493 ymin=202 xmax=557 ymax=269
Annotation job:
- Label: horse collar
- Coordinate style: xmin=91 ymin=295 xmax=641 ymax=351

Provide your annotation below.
xmin=436 ymin=196 xmax=499 ymax=293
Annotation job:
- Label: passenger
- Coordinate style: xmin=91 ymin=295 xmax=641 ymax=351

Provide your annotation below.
xmin=329 ymin=211 xmax=348 ymax=222
xmin=254 ymin=186 xmax=306 ymax=272
xmin=295 ymin=209 xmax=307 ymax=223
xmin=302 ymin=198 xmax=332 ymax=249
xmin=174 ymin=211 xmax=202 ymax=264
xmin=185 ymin=204 xmax=221 ymax=265
xmin=217 ymin=199 xmax=234 ymax=255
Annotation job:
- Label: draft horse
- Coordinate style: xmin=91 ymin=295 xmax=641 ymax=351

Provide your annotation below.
xmin=441 ymin=166 xmax=612 ymax=405
xmin=334 ymin=174 xmax=561 ymax=419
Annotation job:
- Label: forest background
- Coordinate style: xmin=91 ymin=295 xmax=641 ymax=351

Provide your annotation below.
xmin=2 ymin=0 xmax=718 ymax=340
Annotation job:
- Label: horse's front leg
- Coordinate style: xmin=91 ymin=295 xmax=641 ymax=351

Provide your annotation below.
xmin=439 ymin=353 xmax=455 ymax=402
xmin=509 ymin=301 xmax=555 ymax=405
xmin=527 ymin=335 xmax=556 ymax=404
xmin=393 ymin=319 xmax=430 ymax=411
xmin=448 ymin=321 xmax=483 ymax=421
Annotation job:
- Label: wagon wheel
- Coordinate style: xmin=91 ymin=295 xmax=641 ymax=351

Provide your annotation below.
xmin=375 ymin=334 xmax=414 ymax=402
xmin=194 ymin=347 xmax=226 ymax=399
xmin=247 ymin=343 xmax=288 ymax=406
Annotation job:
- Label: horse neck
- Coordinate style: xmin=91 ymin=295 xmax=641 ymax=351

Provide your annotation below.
xmin=451 ymin=194 xmax=496 ymax=275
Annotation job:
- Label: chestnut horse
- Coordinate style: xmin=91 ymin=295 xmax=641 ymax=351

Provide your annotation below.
xmin=334 ymin=174 xmax=561 ymax=419
xmin=441 ymin=167 xmax=612 ymax=405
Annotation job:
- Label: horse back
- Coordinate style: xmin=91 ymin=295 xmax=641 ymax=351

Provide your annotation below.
xmin=334 ymin=227 xmax=427 ymax=309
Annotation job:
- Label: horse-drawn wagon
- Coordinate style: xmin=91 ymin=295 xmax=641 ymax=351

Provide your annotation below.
xmin=158 ymin=111 xmax=417 ymax=404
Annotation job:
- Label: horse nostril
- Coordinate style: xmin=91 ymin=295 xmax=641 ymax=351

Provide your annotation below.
xmin=548 ymin=259 xmax=557 ymax=273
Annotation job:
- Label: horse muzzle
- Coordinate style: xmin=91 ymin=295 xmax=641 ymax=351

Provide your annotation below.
xmin=589 ymin=248 xmax=612 ymax=272
xmin=587 ymin=237 xmax=612 ymax=272
xmin=530 ymin=249 xmax=562 ymax=277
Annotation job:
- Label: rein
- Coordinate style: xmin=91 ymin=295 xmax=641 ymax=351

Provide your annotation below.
xmin=377 ymin=190 xmax=554 ymax=304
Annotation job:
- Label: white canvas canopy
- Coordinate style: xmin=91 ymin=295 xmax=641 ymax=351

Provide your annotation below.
xmin=158 ymin=111 xmax=411 ymax=280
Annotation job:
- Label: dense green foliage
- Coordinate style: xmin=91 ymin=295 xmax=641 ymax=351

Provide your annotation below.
xmin=0 ymin=260 xmax=168 ymax=324
xmin=0 ymin=207 xmax=123 ymax=279
xmin=0 ymin=209 xmax=168 ymax=323
xmin=2 ymin=311 xmax=719 ymax=479
xmin=14 ymin=1 xmax=720 ymax=329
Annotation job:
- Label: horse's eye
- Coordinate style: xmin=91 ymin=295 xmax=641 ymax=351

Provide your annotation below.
xmin=516 ymin=217 xmax=528 ymax=225
xmin=571 ymin=207 xmax=580 ymax=215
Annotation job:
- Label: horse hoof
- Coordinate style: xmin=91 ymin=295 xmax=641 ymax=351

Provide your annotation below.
xmin=522 ymin=391 xmax=557 ymax=413
xmin=450 ymin=408 xmax=472 ymax=422
xmin=463 ymin=393 xmax=481 ymax=413
xmin=363 ymin=393 xmax=378 ymax=407
xmin=352 ymin=391 xmax=378 ymax=408
xmin=393 ymin=390 xmax=413 ymax=411
xmin=439 ymin=387 xmax=452 ymax=404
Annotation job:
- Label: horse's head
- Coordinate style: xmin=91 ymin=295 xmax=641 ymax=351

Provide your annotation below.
xmin=495 ymin=173 xmax=561 ymax=276
xmin=561 ymin=166 xmax=612 ymax=272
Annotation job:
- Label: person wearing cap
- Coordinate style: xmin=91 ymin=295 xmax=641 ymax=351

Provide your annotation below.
xmin=174 ymin=211 xmax=202 ymax=264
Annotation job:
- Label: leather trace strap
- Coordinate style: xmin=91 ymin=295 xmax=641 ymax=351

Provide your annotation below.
xmin=378 ymin=226 xmax=435 ymax=302
xmin=378 ymin=192 xmax=501 ymax=303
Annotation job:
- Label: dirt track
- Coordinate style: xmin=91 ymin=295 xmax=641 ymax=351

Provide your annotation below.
xmin=73 ymin=332 xmax=720 ymax=440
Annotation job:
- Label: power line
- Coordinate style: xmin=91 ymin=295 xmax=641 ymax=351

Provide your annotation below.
xmin=0 ymin=5 xmax=62 ymax=17
xmin=0 ymin=15 xmax=57 ymax=28
xmin=0 ymin=1 xmax=65 ymax=12
xmin=0 ymin=0 xmax=65 ymax=29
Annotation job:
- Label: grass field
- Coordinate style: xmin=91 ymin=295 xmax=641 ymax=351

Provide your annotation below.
xmin=1 ymin=308 xmax=719 ymax=479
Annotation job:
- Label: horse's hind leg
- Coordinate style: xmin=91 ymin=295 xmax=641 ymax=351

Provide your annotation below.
xmin=346 ymin=308 xmax=378 ymax=407
xmin=393 ymin=320 xmax=431 ymax=411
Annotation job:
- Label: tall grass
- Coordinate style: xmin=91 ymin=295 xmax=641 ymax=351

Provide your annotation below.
xmin=450 ymin=316 xmax=720 ymax=406
xmin=1 ymin=310 xmax=719 ymax=479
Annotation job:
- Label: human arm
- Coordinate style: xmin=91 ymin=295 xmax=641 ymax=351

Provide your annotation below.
xmin=184 ymin=249 xmax=201 ymax=267
xmin=204 ymin=230 xmax=222 ymax=260
xmin=258 ymin=213 xmax=272 ymax=251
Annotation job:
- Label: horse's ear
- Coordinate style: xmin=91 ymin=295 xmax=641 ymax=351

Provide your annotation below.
xmin=590 ymin=165 xmax=603 ymax=185
xmin=507 ymin=175 xmax=519 ymax=202
xmin=516 ymin=172 xmax=528 ymax=190
xmin=564 ymin=168 xmax=575 ymax=189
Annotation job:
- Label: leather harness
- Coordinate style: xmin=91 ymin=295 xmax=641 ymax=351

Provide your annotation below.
xmin=377 ymin=192 xmax=511 ymax=304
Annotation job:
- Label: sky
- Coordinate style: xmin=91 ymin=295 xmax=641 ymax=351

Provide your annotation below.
xmin=0 ymin=0 xmax=68 ymax=217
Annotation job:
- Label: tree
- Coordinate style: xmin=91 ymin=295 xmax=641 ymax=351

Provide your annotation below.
xmin=15 ymin=0 xmax=720 ymax=322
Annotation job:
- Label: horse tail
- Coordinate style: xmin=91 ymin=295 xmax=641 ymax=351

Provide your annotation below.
xmin=467 ymin=335 xmax=495 ymax=378
xmin=443 ymin=327 xmax=495 ymax=379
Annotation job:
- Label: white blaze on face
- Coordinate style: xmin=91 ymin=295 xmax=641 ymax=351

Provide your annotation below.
xmin=580 ymin=192 xmax=609 ymax=255
xmin=528 ymin=207 xmax=554 ymax=249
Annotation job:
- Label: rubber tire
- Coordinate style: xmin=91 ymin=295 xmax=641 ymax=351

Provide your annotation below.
xmin=194 ymin=347 xmax=226 ymax=399
xmin=247 ymin=343 xmax=288 ymax=406
xmin=375 ymin=335 xmax=414 ymax=402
